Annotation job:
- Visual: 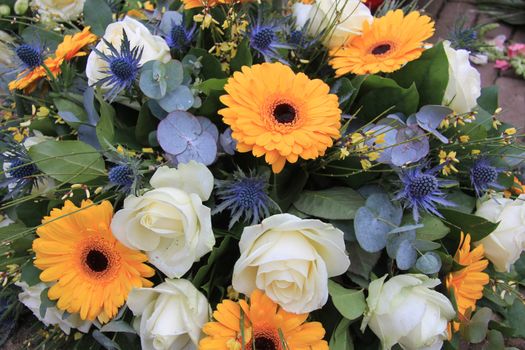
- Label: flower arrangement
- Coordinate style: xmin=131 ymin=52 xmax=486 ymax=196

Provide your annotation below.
xmin=0 ymin=0 xmax=525 ymax=349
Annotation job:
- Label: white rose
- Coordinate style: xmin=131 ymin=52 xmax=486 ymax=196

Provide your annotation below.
xmin=127 ymin=279 xmax=210 ymax=350
xmin=362 ymin=274 xmax=455 ymax=350
xmin=16 ymin=281 xmax=92 ymax=334
xmin=232 ymin=213 xmax=350 ymax=314
xmin=292 ymin=0 xmax=372 ymax=49
xmin=443 ymin=40 xmax=481 ymax=114
xmin=86 ymin=17 xmax=171 ymax=88
xmin=111 ymin=162 xmax=215 ymax=278
xmin=31 ymin=0 xmax=85 ymax=21
xmin=475 ymin=194 xmax=525 ymax=272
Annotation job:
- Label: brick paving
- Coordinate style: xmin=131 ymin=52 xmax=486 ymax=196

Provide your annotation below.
xmin=423 ymin=0 xmax=525 ymax=130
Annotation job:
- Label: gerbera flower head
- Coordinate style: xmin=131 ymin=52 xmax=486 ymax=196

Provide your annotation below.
xmin=32 ymin=200 xmax=154 ymax=322
xmin=219 ymin=62 xmax=341 ymax=173
xmin=329 ymin=10 xmax=435 ymax=76
xmin=54 ymin=27 xmax=98 ymax=61
xmin=200 ymin=289 xmax=328 ymax=350
xmin=446 ymin=232 xmax=489 ymax=332
xmin=213 ymin=168 xmax=279 ymax=229
xmin=470 ymin=158 xmax=504 ymax=197
xmin=394 ymin=164 xmax=455 ymax=221
xmin=93 ymin=29 xmax=143 ymax=101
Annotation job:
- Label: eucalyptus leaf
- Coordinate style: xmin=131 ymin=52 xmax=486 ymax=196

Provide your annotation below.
xmin=395 ymin=239 xmax=417 ymax=270
xmin=83 ymin=0 xmax=113 ymax=36
xmin=157 ymin=85 xmax=194 ymax=112
xmin=328 ymin=280 xmax=366 ymax=320
xmin=329 ymin=318 xmax=355 ymax=350
xmin=415 ymin=252 xmax=442 ymax=274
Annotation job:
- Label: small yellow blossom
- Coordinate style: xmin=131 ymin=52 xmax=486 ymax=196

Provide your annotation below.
xmin=360 ymin=159 xmax=372 ymax=170
xmin=439 ymin=150 xmax=459 ymax=176
xmin=492 ymin=118 xmax=502 ymax=130
xmin=471 ymin=149 xmax=481 ymax=155
xmin=340 ymin=148 xmax=350 ymax=159
xmin=36 ymin=106 xmax=50 ymax=117
xmin=459 ymin=135 xmax=470 ymax=143
xmin=504 ymin=127 xmax=517 ymax=136
xmin=142 ymin=147 xmax=154 ymax=154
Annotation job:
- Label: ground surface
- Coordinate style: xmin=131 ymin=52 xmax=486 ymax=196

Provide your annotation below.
xmin=424 ymin=0 xmax=525 ymax=129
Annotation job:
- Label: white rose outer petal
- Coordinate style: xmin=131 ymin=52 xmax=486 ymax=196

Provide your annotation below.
xmin=31 ymin=0 xmax=85 ymax=21
xmin=150 ymin=161 xmax=214 ymax=201
xmin=475 ymin=194 xmax=525 ymax=272
xmin=443 ymin=40 xmax=481 ymax=114
xmin=127 ymin=279 xmax=210 ymax=350
xmin=86 ymin=16 xmax=171 ymax=88
xmin=232 ymin=213 xmax=350 ymax=314
xmin=111 ymin=188 xmax=215 ymax=279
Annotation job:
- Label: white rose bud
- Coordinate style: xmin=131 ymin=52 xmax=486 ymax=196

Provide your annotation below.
xmin=292 ymin=0 xmax=372 ymax=49
xmin=111 ymin=162 xmax=215 ymax=278
xmin=127 ymin=279 xmax=210 ymax=350
xmin=232 ymin=213 xmax=350 ymax=314
xmin=362 ymin=274 xmax=455 ymax=350
xmin=31 ymin=0 xmax=85 ymax=21
xmin=442 ymin=40 xmax=481 ymax=114
xmin=475 ymin=194 xmax=525 ymax=272
xmin=86 ymin=17 xmax=171 ymax=88
xmin=16 ymin=281 xmax=92 ymax=334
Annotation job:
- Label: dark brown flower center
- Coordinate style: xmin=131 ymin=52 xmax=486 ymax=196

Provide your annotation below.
xmin=86 ymin=249 xmax=109 ymax=272
xmin=253 ymin=336 xmax=278 ymax=350
xmin=372 ymin=43 xmax=392 ymax=55
xmin=273 ymin=103 xmax=296 ymax=124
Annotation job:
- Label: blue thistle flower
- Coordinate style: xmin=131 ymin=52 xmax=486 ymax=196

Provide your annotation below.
xmin=108 ymin=165 xmax=134 ymax=188
xmin=15 ymin=43 xmax=44 ymax=70
xmin=394 ymin=165 xmax=455 ymax=222
xmin=0 ymin=135 xmax=41 ymax=199
xmin=470 ymin=158 xmax=504 ymax=196
xmin=213 ymin=169 xmax=280 ymax=229
xmin=165 ymin=19 xmax=196 ymax=53
xmin=248 ymin=19 xmax=293 ymax=63
xmin=93 ymin=29 xmax=143 ymax=101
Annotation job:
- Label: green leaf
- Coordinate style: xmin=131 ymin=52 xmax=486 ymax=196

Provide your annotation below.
xmin=355 ymin=76 xmax=419 ymax=122
xmin=29 ymin=140 xmax=106 ymax=183
xmin=272 ymin=165 xmax=309 ymax=210
xmin=293 ymin=187 xmax=364 ymax=220
xmin=198 ymin=78 xmax=227 ymax=95
xmin=83 ymin=0 xmax=113 ymax=36
xmin=390 ymin=42 xmax=449 ymax=106
xmin=54 ymin=98 xmax=88 ymax=126
xmin=483 ymin=330 xmax=505 ymax=350
xmin=193 ymin=236 xmax=232 ymax=288
xmin=95 ymin=95 xmax=116 ymax=147
xmin=328 ymin=280 xmax=366 ymax=320
xmin=92 ymin=330 xmax=122 ymax=350
xmin=347 ymin=242 xmax=381 ymax=280
xmin=21 ymin=264 xmax=41 ymax=286
xmin=507 ymin=299 xmax=525 ymax=338
xmin=440 ymin=208 xmax=499 ymax=241
xmin=464 ymin=307 xmax=492 ymax=343
xmin=415 ymin=213 xmax=450 ymax=241
xmin=100 ymin=320 xmax=137 ymax=334
xmin=329 ymin=318 xmax=355 ymax=350
xmin=477 ymin=86 xmax=499 ymax=114
xmin=188 ymin=48 xmax=227 ymax=79
xmin=230 ymin=38 xmax=252 ymax=72
xmin=443 ymin=190 xmax=476 ymax=214
xmin=135 ymin=104 xmax=158 ymax=146
xmin=39 ymin=288 xmax=54 ymax=319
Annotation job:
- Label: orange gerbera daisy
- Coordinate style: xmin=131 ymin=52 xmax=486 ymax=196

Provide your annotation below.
xmin=446 ymin=232 xmax=489 ymax=332
xmin=329 ymin=10 xmax=435 ymax=76
xmin=55 ymin=26 xmax=97 ymax=61
xmin=32 ymin=200 xmax=154 ymax=323
xmin=9 ymin=27 xmax=96 ymax=92
xmin=219 ymin=62 xmax=341 ymax=173
xmin=199 ymin=290 xmax=328 ymax=350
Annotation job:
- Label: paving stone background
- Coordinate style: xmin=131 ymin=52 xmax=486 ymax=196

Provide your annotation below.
xmin=421 ymin=0 xmax=525 ymax=130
